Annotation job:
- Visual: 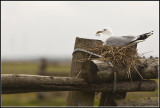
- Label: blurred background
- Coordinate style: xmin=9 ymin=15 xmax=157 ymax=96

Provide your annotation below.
xmin=1 ymin=1 xmax=159 ymax=106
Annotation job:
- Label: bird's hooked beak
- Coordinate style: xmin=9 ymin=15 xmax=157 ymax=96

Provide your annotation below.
xmin=96 ymin=31 xmax=103 ymax=36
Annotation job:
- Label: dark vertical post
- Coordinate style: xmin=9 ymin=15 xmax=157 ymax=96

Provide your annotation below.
xmin=37 ymin=58 xmax=47 ymax=100
xmin=38 ymin=58 xmax=47 ymax=75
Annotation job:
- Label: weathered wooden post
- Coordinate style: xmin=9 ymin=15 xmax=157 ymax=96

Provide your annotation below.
xmin=37 ymin=58 xmax=47 ymax=100
xmin=66 ymin=37 xmax=102 ymax=106
xmin=38 ymin=58 xmax=47 ymax=75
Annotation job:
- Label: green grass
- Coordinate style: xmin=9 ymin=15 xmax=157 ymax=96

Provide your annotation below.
xmin=2 ymin=92 xmax=67 ymax=106
xmin=1 ymin=62 xmax=70 ymax=75
xmin=2 ymin=92 xmax=100 ymax=106
xmin=2 ymin=63 xmax=39 ymax=74
xmin=1 ymin=62 xmax=158 ymax=106
xmin=47 ymin=65 xmax=70 ymax=73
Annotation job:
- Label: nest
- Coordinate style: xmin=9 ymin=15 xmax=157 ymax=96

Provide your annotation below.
xmin=75 ymin=42 xmax=143 ymax=80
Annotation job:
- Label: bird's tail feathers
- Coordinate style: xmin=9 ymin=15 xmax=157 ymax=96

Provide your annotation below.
xmin=125 ymin=31 xmax=153 ymax=47
xmin=136 ymin=31 xmax=153 ymax=40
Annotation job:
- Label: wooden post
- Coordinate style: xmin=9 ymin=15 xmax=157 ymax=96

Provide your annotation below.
xmin=38 ymin=58 xmax=47 ymax=75
xmin=66 ymin=37 xmax=102 ymax=106
xmin=37 ymin=58 xmax=47 ymax=100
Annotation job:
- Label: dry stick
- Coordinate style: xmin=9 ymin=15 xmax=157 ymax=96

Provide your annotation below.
xmin=139 ymin=51 xmax=153 ymax=57
xmin=88 ymin=53 xmax=93 ymax=60
xmin=76 ymin=71 xmax=82 ymax=78
xmin=128 ymin=66 xmax=132 ymax=82
xmin=118 ymin=46 xmax=127 ymax=52
xmin=140 ymin=51 xmax=153 ymax=55
xmin=133 ymin=64 xmax=143 ymax=79
xmin=126 ymin=68 xmax=130 ymax=79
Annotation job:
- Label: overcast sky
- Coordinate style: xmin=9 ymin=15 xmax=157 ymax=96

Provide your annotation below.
xmin=1 ymin=1 xmax=159 ymax=60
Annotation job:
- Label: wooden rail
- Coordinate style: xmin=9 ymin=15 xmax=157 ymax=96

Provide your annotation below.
xmin=1 ymin=74 xmax=157 ymax=94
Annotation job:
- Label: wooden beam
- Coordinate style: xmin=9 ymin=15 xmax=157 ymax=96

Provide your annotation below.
xmin=81 ymin=58 xmax=158 ymax=83
xmin=2 ymin=74 xmax=157 ymax=94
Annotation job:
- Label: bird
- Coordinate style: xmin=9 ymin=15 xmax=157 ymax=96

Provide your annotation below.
xmin=95 ymin=27 xmax=153 ymax=47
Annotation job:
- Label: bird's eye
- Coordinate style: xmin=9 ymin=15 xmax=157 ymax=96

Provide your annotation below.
xmin=103 ymin=29 xmax=106 ymax=31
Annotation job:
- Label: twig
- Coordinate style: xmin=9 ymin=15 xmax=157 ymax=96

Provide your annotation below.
xmin=76 ymin=70 xmax=82 ymax=78
xmin=133 ymin=64 xmax=143 ymax=79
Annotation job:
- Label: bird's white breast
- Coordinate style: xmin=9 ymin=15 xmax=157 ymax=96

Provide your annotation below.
xmin=100 ymin=35 xmax=112 ymax=43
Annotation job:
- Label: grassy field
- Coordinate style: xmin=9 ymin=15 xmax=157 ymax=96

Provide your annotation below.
xmin=1 ymin=62 xmax=158 ymax=106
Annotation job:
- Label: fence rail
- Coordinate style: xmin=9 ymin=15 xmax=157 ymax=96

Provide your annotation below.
xmin=2 ymin=74 xmax=157 ymax=94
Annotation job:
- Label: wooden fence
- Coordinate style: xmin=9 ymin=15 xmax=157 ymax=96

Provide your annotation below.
xmin=1 ymin=37 xmax=158 ymax=106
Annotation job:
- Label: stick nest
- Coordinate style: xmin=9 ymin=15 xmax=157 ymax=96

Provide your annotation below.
xmin=75 ymin=41 xmax=142 ymax=80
